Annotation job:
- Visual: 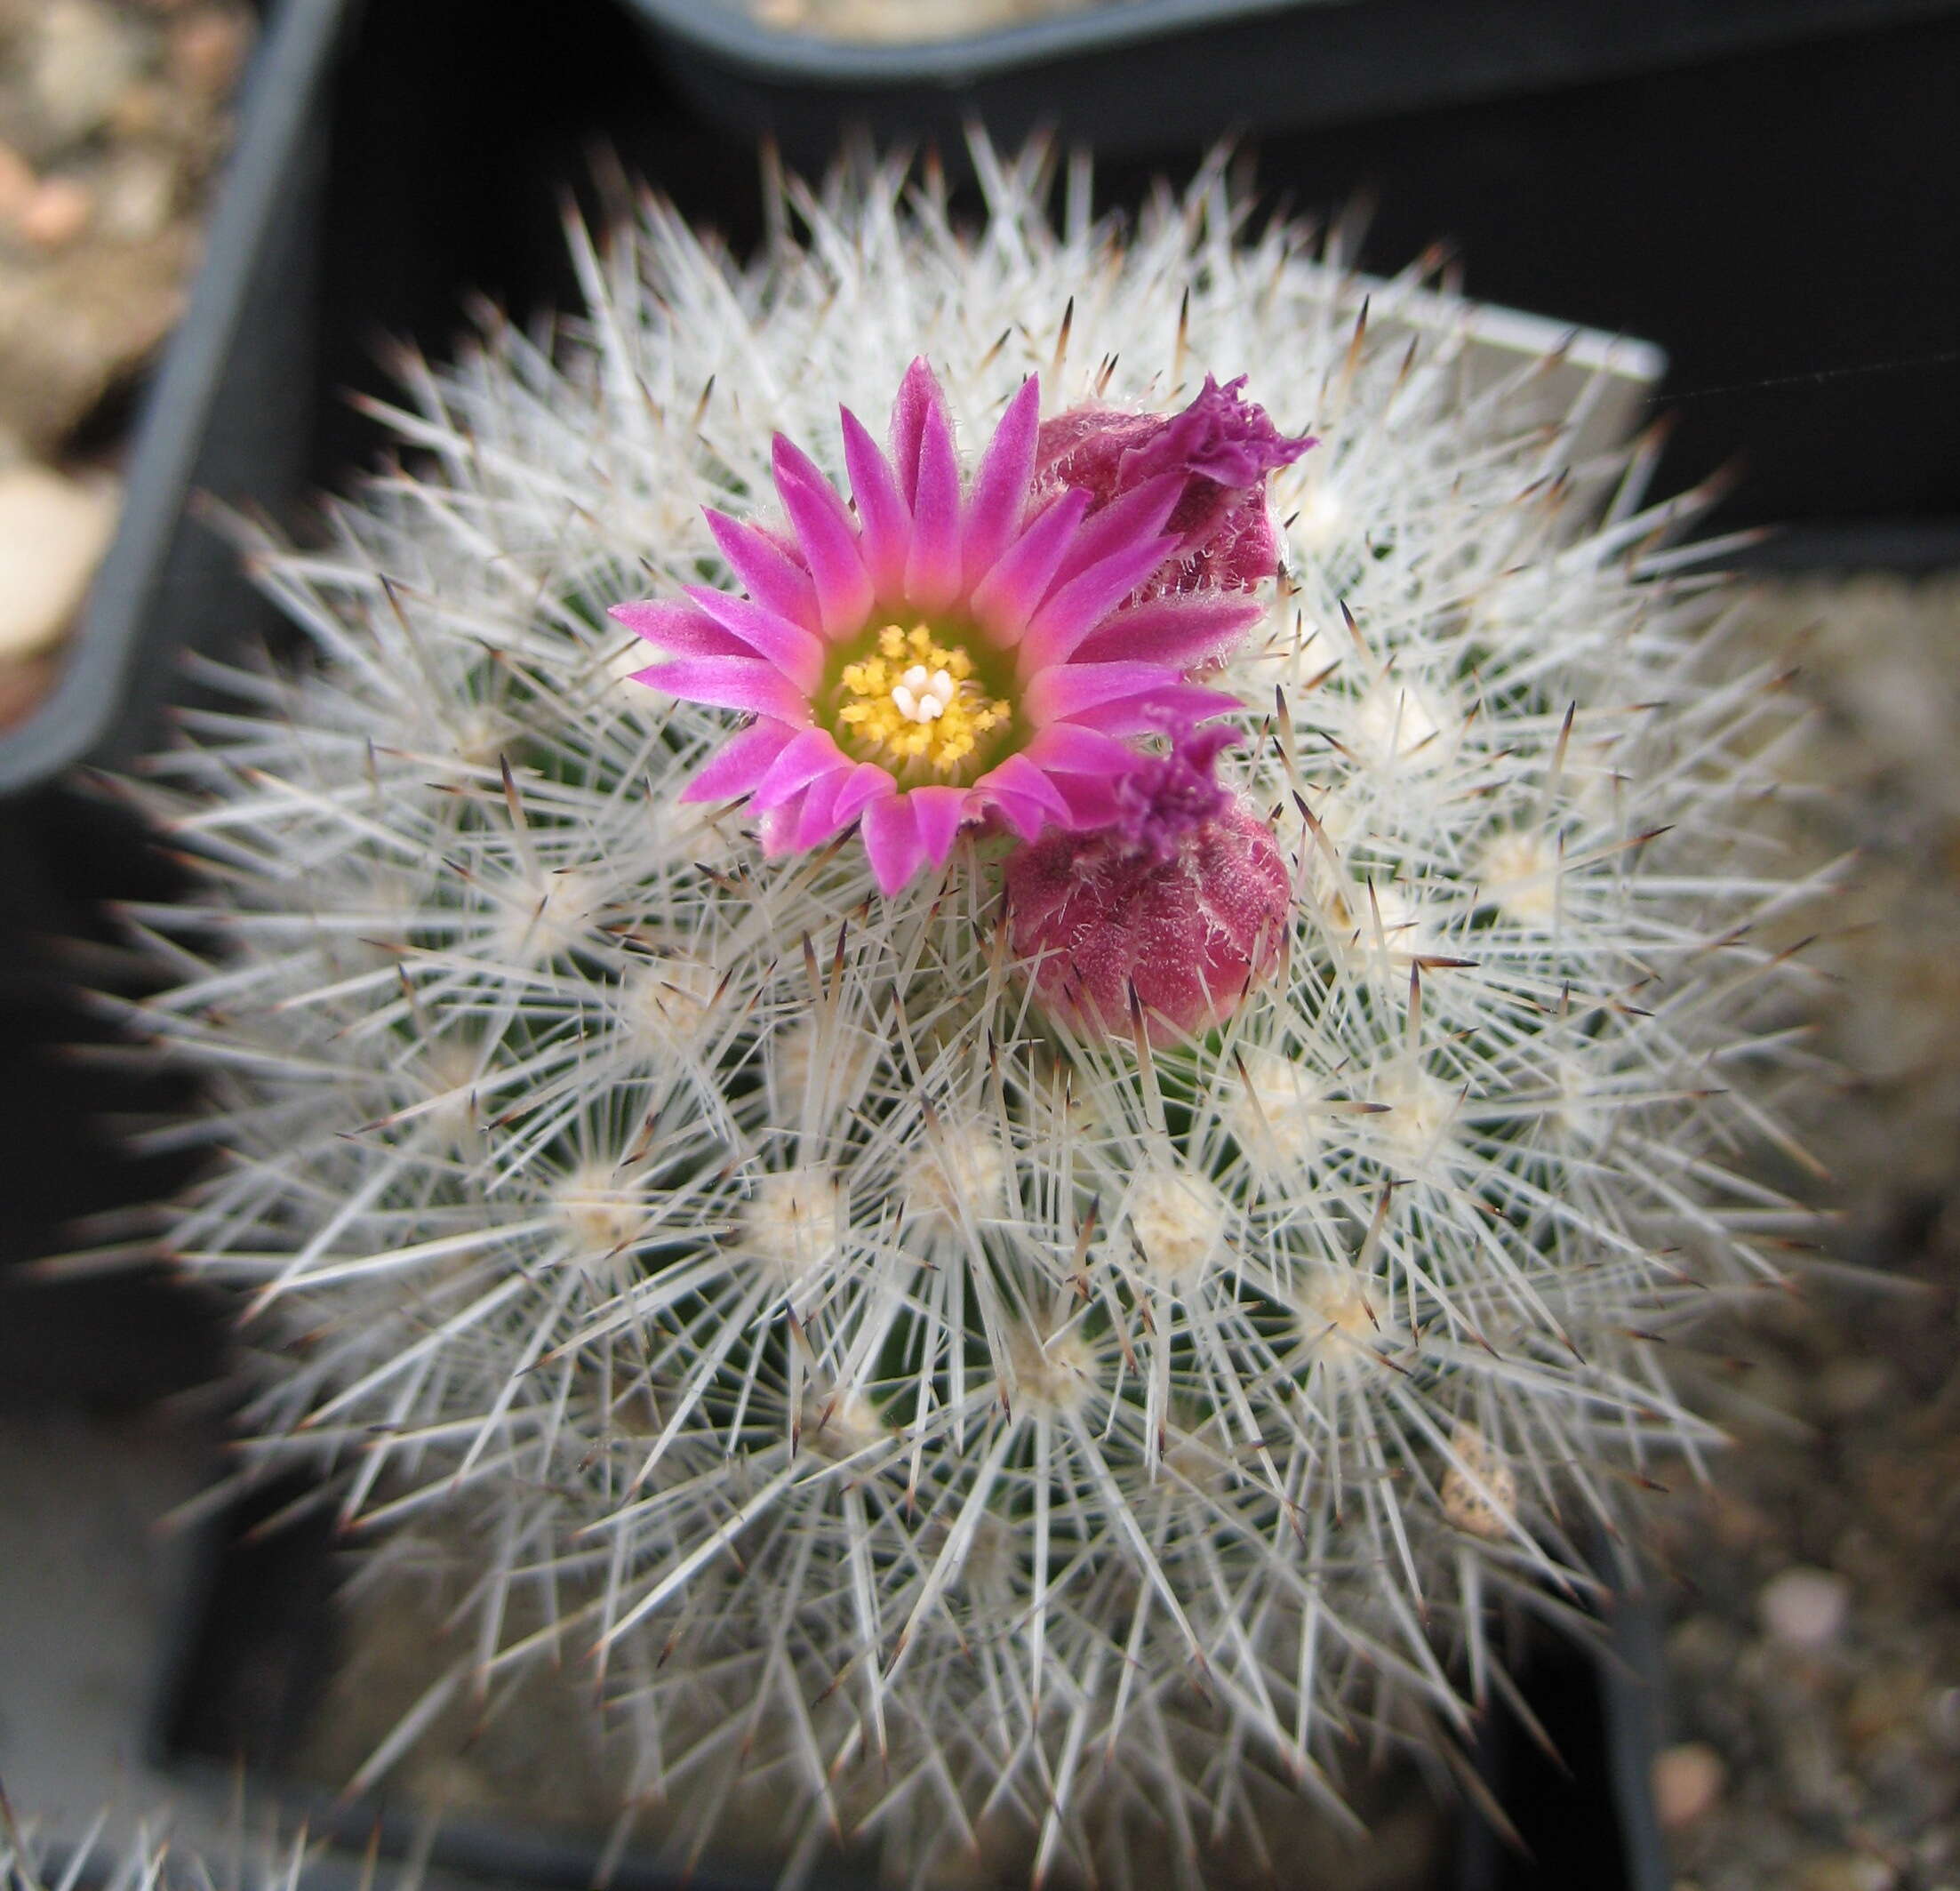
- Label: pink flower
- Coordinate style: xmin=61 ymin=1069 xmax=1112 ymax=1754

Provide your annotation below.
xmin=1034 ymin=374 xmax=1314 ymax=598
xmin=1004 ymin=722 xmax=1290 ymax=1045
xmin=612 ymin=361 xmax=1265 ymax=895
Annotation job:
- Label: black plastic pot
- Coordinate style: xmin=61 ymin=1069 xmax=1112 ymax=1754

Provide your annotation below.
xmin=627 ymin=0 xmax=1960 ymax=165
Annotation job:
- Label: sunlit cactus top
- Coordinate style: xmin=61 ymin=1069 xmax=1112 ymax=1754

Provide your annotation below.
xmin=614 ymin=359 xmax=1305 ymax=893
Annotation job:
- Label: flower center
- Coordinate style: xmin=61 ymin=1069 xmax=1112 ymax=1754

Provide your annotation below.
xmin=833 ymin=622 xmax=1012 ymax=778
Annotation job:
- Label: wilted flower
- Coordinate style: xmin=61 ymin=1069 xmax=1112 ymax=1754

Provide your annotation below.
xmin=1006 ymin=718 xmax=1291 ymax=1041
xmin=613 ymin=360 xmax=1270 ymax=893
xmin=1034 ymin=371 xmax=1314 ymax=596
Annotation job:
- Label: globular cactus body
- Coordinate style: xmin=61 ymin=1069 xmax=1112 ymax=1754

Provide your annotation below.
xmin=120 ymin=144 xmax=1826 ymax=1887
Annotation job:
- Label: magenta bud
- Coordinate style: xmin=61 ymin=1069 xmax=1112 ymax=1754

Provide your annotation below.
xmin=1035 ymin=374 xmax=1313 ymax=597
xmin=1006 ymin=732 xmax=1291 ymax=1045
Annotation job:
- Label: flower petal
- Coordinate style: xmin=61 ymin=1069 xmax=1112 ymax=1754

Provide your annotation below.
xmin=832 ymin=762 xmax=897 ymax=829
xmin=962 ymin=374 xmax=1040 ymax=589
xmin=905 ymin=387 xmax=963 ymax=613
xmin=1022 ymin=658 xmax=1189 ymax=725
xmin=907 ymin=785 xmax=972 ymax=867
xmin=682 ymin=585 xmax=825 ymax=689
xmin=889 ymin=357 xmax=948 ymax=510
xmin=840 ymin=406 xmax=911 ymax=602
xmin=677 ymin=720 xmax=797 ymax=804
xmin=861 ymin=793 xmax=926 ymax=895
xmin=703 ymin=510 xmax=821 ymax=635
xmin=1069 ymin=594 xmax=1265 ymax=669
xmin=1050 ymin=471 xmax=1183 ymax=591
xmin=772 ymin=435 xmax=874 ymax=637
xmin=975 ymin=752 xmax=1073 ymax=831
xmin=968 ymin=487 xmax=1092 ymax=643
xmin=1066 ymin=682 xmax=1244 ymax=735
xmin=1019 ymin=530 xmax=1184 ymax=672
xmin=1017 ymin=723 xmax=1141 ymax=780
xmin=749 ymin=726 xmax=854 ymax=813
xmin=610 ymin=599 xmax=748 ymax=660
xmin=638 ymin=656 xmax=812 ymax=723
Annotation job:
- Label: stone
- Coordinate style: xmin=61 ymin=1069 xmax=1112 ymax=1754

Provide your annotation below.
xmin=1796 ymin=1854 xmax=1897 ymax=1891
xmin=0 ymin=141 xmax=36 ymax=223
xmin=1760 ymin=1566 xmax=1852 ymax=1653
xmin=95 ymin=148 xmax=176 ymax=243
xmin=0 ymin=653 xmax=55 ymax=730
xmin=13 ymin=175 xmax=92 ymax=250
xmin=27 ymin=0 xmax=148 ymax=151
xmin=0 ymin=463 xmax=118 ymax=661
xmin=1652 ymin=1741 xmax=1725 ymax=1830
xmin=167 ymin=7 xmax=247 ymax=98
xmin=0 ymin=227 xmax=193 ymax=452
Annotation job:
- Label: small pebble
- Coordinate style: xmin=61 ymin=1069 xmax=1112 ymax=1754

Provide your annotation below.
xmin=0 ymin=465 xmax=119 ymax=661
xmin=0 ymin=143 xmax=37 ymax=224
xmin=30 ymin=0 xmax=148 ymax=148
xmin=95 ymin=149 xmax=178 ymax=243
xmin=108 ymin=80 xmax=172 ymax=140
xmin=169 ymin=10 xmax=249 ymax=98
xmin=1652 ymin=1741 xmax=1725 ymax=1830
xmin=1761 ymin=1566 xmax=1852 ymax=1652
xmin=14 ymin=176 xmax=94 ymax=251
xmin=1797 ymin=1854 xmax=1897 ymax=1891
xmin=0 ymin=656 xmax=56 ymax=732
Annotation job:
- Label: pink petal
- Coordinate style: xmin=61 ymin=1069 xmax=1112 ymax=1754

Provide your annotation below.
xmin=638 ymin=655 xmax=811 ymax=723
xmin=889 ymin=357 xmax=948 ymax=510
xmin=1066 ymin=682 xmax=1244 ymax=735
xmin=1044 ymin=770 xmax=1123 ymax=829
xmin=704 ymin=510 xmax=820 ymax=636
xmin=832 ymin=762 xmax=897 ymax=829
xmin=908 ymin=785 xmax=972 ymax=867
xmin=1018 ymin=530 xmax=1183 ymax=672
xmin=1069 ymin=594 xmax=1264 ymax=669
xmin=682 ymin=585 xmax=824 ymax=689
xmin=792 ymin=769 xmax=851 ymax=848
xmin=968 ymin=488 xmax=1093 ymax=643
xmin=678 ymin=720 xmax=797 ymax=804
xmin=983 ymin=789 xmax=1060 ymax=842
xmin=1017 ymin=723 xmax=1140 ymax=779
xmin=796 ymin=760 xmax=898 ymax=851
xmin=976 ymin=752 xmax=1073 ymax=829
xmin=904 ymin=389 xmax=963 ymax=613
xmin=749 ymin=727 xmax=853 ymax=813
xmin=963 ymin=375 xmax=1041 ymax=589
xmin=1050 ymin=472 xmax=1183 ymax=590
xmin=840 ymin=406 xmax=912 ymax=602
xmin=861 ymin=793 xmax=926 ymax=895
xmin=1021 ymin=658 xmax=1189 ymax=725
xmin=610 ymin=599 xmax=748 ymax=660
xmin=772 ymin=435 xmax=874 ymax=638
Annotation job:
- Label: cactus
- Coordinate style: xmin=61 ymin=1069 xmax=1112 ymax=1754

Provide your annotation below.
xmin=117 ymin=143 xmax=1828 ymax=1885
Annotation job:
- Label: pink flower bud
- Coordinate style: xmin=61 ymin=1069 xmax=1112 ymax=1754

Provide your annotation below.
xmin=1005 ymin=725 xmax=1291 ymax=1045
xmin=1035 ymin=375 xmax=1313 ymax=598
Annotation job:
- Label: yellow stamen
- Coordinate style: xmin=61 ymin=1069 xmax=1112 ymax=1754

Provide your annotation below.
xmin=832 ymin=622 xmax=1011 ymax=777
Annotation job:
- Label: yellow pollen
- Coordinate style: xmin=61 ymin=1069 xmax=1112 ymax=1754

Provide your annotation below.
xmin=834 ymin=623 xmax=1009 ymax=775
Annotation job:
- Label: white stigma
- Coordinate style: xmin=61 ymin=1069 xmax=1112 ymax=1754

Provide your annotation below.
xmin=890 ymin=664 xmax=956 ymax=724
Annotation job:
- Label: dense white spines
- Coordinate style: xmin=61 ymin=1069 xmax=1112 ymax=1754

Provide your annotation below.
xmin=118 ymin=143 xmax=1828 ymax=1885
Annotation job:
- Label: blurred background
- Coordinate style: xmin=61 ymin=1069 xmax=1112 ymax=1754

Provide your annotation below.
xmin=2 ymin=3 xmax=1957 ymax=1888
